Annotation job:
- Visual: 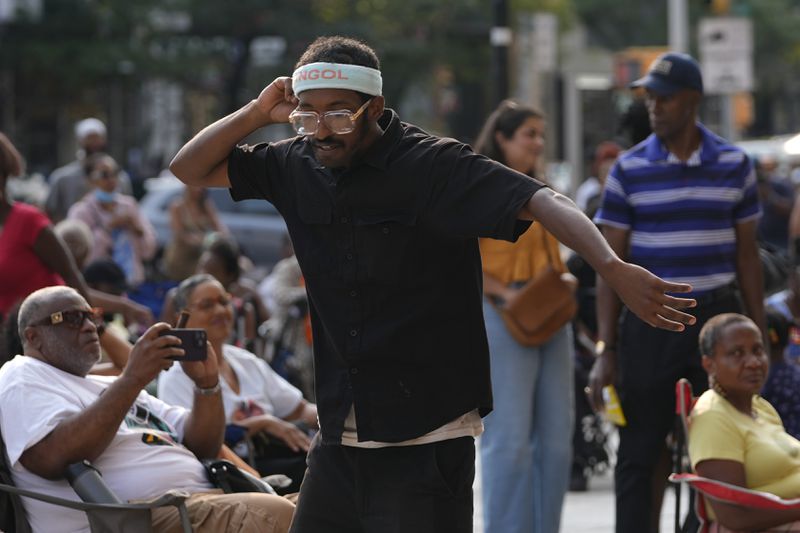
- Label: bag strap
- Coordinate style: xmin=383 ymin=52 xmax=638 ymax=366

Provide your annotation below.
xmin=539 ymin=226 xmax=555 ymax=268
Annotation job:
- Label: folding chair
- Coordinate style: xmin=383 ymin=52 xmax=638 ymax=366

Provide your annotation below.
xmin=668 ymin=378 xmax=800 ymax=533
xmin=672 ymin=377 xmax=699 ymax=533
xmin=0 ymin=432 xmax=192 ymax=533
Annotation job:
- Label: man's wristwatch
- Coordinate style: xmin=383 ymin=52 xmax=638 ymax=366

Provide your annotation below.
xmin=595 ymin=340 xmax=615 ymax=357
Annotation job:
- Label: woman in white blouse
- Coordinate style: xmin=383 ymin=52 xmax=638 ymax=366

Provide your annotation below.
xmin=158 ymin=273 xmax=317 ymax=492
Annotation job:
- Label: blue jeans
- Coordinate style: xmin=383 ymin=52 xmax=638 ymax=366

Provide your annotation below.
xmin=480 ymin=301 xmax=574 ymax=533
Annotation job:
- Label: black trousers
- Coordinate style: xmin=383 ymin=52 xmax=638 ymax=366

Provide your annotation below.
xmin=614 ymin=287 xmax=743 ymax=533
xmin=290 ymin=435 xmax=475 ymax=533
xmin=254 ymin=447 xmax=308 ymax=495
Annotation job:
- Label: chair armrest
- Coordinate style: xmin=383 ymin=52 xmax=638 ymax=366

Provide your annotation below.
xmin=203 ymin=459 xmax=276 ymax=494
xmin=0 ymin=482 xmax=190 ymax=513
xmin=66 ymin=461 xmax=122 ymax=504
xmin=0 ymin=483 xmax=193 ymax=533
xmin=669 ymin=473 xmax=800 ymax=510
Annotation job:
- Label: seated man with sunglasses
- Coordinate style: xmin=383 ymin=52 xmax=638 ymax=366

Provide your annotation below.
xmin=0 ymin=286 xmax=294 ymax=533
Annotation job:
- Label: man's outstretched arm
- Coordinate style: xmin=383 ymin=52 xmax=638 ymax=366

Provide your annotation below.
xmin=170 ymin=76 xmax=298 ymax=188
xmin=520 ymin=188 xmax=696 ymax=331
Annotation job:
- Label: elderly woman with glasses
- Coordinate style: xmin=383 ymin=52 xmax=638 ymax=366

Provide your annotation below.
xmin=67 ymin=153 xmax=156 ymax=287
xmin=158 ymin=274 xmax=317 ymax=494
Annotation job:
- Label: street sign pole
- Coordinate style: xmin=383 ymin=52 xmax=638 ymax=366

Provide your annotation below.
xmin=720 ymin=95 xmax=735 ymax=141
xmin=491 ymin=0 xmax=511 ymax=106
xmin=668 ymin=0 xmax=689 ymax=53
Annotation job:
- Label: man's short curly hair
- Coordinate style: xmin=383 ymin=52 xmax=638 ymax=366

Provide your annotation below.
xmin=295 ymin=36 xmax=380 ymax=71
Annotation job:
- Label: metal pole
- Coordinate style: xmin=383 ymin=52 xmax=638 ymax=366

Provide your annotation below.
xmin=668 ymin=0 xmax=689 ymax=52
xmin=563 ymin=73 xmax=582 ymax=198
xmin=720 ymin=94 xmax=736 ymax=141
xmin=490 ymin=0 xmax=511 ymax=105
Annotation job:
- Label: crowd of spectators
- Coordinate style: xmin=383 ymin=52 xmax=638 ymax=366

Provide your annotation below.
xmin=3 ymin=70 xmax=800 ymax=531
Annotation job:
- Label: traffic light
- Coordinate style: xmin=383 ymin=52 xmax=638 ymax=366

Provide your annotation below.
xmin=705 ymin=0 xmax=731 ymax=15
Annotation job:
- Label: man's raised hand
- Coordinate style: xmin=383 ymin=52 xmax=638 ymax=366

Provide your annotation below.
xmin=121 ymin=323 xmax=182 ymax=388
xmin=254 ymin=77 xmax=299 ymax=126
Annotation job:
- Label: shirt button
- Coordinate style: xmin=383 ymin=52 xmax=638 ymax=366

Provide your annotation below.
xmin=340 ymin=216 xmax=349 ymax=224
xmin=349 ymin=329 xmax=358 ymax=337
xmin=350 ymin=367 xmax=359 ymax=375
xmin=346 ymin=253 xmax=353 ymax=260
xmin=349 ymin=290 xmax=358 ymax=297
xmin=382 ymin=227 xmax=390 ymax=234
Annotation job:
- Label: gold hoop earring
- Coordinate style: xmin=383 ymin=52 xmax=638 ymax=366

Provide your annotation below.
xmin=710 ymin=375 xmax=727 ymax=397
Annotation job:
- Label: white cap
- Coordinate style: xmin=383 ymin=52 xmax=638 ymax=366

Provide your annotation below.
xmin=74 ymin=118 xmax=107 ymax=140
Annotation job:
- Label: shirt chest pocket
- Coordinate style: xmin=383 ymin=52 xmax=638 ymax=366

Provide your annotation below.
xmin=295 ymin=202 xmax=336 ymax=279
xmin=353 ymin=211 xmax=418 ymax=285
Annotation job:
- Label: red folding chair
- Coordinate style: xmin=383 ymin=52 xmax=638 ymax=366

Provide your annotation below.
xmin=669 ymin=378 xmax=800 ymax=533
xmin=672 ymin=377 xmax=698 ymax=533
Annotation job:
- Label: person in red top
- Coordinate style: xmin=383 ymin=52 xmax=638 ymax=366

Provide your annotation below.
xmin=0 ymin=132 xmax=152 ymax=325
xmin=0 ymin=133 xmax=79 ymax=318
xmin=0 ymin=202 xmax=64 ymax=316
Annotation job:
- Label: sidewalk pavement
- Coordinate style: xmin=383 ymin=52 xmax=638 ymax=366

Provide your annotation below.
xmin=473 ymin=446 xmax=687 ymax=532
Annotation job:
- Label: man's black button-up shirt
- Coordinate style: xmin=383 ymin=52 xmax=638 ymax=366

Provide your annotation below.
xmin=228 ymin=110 xmax=543 ymax=444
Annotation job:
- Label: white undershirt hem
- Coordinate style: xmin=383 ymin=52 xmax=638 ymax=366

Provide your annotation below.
xmin=340 ymin=407 xmax=483 ymax=449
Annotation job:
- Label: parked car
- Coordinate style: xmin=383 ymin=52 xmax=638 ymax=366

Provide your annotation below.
xmin=139 ymin=174 xmax=288 ymax=269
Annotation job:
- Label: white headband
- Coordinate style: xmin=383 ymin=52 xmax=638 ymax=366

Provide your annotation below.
xmin=292 ymin=62 xmax=382 ymax=96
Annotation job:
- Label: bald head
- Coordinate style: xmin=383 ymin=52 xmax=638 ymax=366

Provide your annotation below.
xmin=19 ymin=286 xmax=100 ymax=376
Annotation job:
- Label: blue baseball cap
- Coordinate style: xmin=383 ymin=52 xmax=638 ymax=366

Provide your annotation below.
xmin=630 ymin=52 xmax=703 ymax=96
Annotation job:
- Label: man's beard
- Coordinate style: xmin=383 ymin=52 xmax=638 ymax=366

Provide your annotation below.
xmin=41 ymin=330 xmax=100 ymax=377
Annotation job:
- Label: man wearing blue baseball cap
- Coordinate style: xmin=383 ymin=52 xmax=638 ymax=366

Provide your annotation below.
xmin=171 ymin=37 xmax=701 ymax=532
xmin=590 ymin=52 xmax=765 ymax=533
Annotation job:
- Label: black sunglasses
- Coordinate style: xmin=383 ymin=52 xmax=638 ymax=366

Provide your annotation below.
xmin=31 ymin=308 xmax=104 ymax=329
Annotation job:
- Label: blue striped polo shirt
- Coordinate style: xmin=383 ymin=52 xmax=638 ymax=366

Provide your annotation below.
xmin=594 ymin=123 xmax=761 ymax=296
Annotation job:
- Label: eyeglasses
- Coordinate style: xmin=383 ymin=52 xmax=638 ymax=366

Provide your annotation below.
xmin=31 ymin=308 xmax=104 ymax=329
xmin=189 ymin=296 xmax=232 ymax=313
xmin=96 ymin=170 xmax=118 ymax=180
xmin=288 ymin=99 xmax=372 ymax=136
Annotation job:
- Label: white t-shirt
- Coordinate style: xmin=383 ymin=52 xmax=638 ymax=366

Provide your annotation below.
xmin=159 ymin=344 xmax=303 ymax=423
xmin=0 ymin=355 xmax=212 ymax=533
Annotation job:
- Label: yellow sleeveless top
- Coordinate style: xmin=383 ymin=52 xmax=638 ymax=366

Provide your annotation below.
xmin=479 ymin=222 xmax=565 ymax=285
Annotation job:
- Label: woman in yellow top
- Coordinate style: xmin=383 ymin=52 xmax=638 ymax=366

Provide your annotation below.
xmin=475 ymin=100 xmax=576 ymax=533
xmin=690 ymin=313 xmax=800 ymax=531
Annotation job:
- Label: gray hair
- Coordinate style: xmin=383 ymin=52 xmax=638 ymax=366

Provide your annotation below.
xmin=54 ymin=219 xmax=93 ymax=264
xmin=18 ymin=286 xmax=82 ymax=340
xmin=173 ymin=274 xmax=217 ymax=312
xmin=698 ymin=313 xmax=755 ymax=357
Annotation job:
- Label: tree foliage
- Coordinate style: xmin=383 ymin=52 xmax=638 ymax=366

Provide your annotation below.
xmin=5 ymin=0 xmax=798 ymax=167
xmin=2 ymin=0 xmax=499 ymax=123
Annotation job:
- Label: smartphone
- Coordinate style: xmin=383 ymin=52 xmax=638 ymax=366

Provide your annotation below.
xmin=159 ymin=328 xmax=208 ymax=361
